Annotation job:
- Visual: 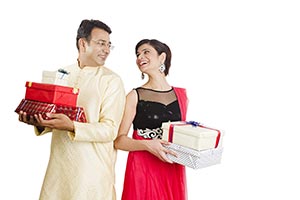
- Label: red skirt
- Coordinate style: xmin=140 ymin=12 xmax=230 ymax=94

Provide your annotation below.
xmin=121 ymin=131 xmax=187 ymax=200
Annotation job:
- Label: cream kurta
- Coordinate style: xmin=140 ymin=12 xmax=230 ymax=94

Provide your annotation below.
xmin=35 ymin=64 xmax=126 ymax=200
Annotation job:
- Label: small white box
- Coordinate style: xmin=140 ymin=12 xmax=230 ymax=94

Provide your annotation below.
xmin=164 ymin=143 xmax=223 ymax=169
xmin=42 ymin=69 xmax=69 ymax=86
xmin=162 ymin=121 xmax=222 ymax=151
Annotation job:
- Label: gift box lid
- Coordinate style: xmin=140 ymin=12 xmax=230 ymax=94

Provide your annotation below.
xmin=25 ymin=81 xmax=79 ymax=95
xmin=162 ymin=121 xmax=220 ymax=139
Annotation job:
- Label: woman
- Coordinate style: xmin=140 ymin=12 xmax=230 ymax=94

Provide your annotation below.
xmin=114 ymin=39 xmax=189 ymax=200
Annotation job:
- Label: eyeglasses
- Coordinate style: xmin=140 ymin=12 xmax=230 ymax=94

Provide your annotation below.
xmin=91 ymin=39 xmax=114 ymax=50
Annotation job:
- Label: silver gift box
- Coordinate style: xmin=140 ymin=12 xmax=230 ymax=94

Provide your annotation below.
xmin=164 ymin=143 xmax=223 ymax=169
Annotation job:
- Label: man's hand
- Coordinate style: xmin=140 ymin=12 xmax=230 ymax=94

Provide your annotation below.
xmin=19 ymin=111 xmax=41 ymax=127
xmin=18 ymin=111 xmax=74 ymax=132
xmin=36 ymin=113 xmax=75 ymax=132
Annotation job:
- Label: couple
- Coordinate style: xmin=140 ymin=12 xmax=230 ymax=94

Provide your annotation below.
xmin=18 ymin=19 xmax=189 ymax=200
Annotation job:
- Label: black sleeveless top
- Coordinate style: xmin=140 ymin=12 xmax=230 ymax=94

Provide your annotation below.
xmin=133 ymin=87 xmax=181 ymax=139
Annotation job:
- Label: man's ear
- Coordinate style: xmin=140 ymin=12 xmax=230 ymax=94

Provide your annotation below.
xmin=78 ymin=38 xmax=87 ymax=52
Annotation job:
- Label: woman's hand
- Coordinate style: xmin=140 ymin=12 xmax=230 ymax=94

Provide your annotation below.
xmin=144 ymin=139 xmax=177 ymax=163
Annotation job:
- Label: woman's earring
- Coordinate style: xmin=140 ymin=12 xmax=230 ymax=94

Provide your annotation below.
xmin=141 ymin=73 xmax=145 ymax=80
xmin=159 ymin=64 xmax=166 ymax=73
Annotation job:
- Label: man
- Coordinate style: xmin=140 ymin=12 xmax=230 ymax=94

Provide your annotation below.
xmin=18 ymin=19 xmax=126 ymax=200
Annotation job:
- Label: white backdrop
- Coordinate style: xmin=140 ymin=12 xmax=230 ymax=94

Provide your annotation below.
xmin=1 ymin=0 xmax=300 ymax=199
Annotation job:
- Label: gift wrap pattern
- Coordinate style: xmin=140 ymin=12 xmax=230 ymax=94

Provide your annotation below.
xmin=164 ymin=143 xmax=223 ymax=169
xmin=15 ymin=99 xmax=87 ymax=122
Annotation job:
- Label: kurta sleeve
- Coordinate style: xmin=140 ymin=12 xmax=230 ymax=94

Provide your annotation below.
xmin=68 ymin=76 xmax=126 ymax=143
xmin=34 ymin=126 xmax=52 ymax=136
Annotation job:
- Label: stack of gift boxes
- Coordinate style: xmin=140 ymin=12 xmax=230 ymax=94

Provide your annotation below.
xmin=162 ymin=121 xmax=224 ymax=169
xmin=15 ymin=69 xmax=87 ymax=122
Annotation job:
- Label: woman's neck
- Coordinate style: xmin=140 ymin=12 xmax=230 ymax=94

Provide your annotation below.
xmin=143 ymin=75 xmax=171 ymax=91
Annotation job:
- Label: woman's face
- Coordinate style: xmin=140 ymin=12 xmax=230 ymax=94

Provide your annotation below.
xmin=136 ymin=43 xmax=163 ymax=74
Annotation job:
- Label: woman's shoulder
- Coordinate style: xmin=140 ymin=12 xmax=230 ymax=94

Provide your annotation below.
xmin=125 ymin=89 xmax=139 ymax=104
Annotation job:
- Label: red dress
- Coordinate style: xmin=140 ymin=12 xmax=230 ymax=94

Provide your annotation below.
xmin=121 ymin=87 xmax=189 ymax=200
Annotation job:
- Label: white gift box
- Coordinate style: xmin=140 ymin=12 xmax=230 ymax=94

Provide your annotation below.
xmin=162 ymin=121 xmax=222 ymax=151
xmin=164 ymin=143 xmax=223 ymax=169
xmin=42 ymin=69 xmax=69 ymax=86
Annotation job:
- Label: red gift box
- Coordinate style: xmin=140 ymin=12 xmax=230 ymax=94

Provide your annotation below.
xmin=15 ymin=99 xmax=87 ymax=122
xmin=25 ymin=81 xmax=79 ymax=107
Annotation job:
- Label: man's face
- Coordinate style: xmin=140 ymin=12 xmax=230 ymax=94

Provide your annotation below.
xmin=81 ymin=28 xmax=112 ymax=67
